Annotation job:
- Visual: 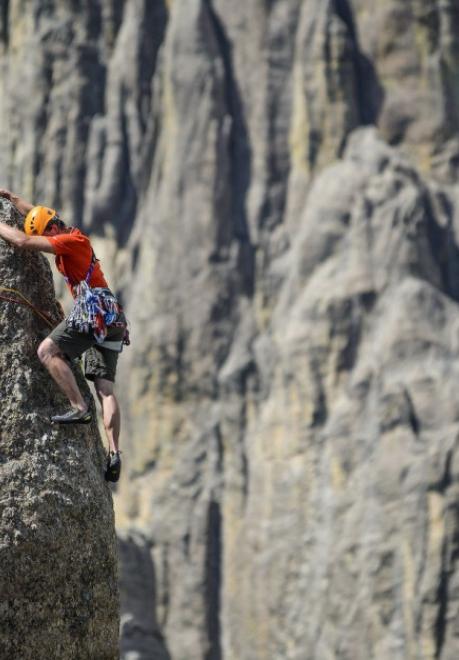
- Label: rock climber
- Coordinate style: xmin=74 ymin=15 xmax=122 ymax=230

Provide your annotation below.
xmin=0 ymin=189 xmax=127 ymax=483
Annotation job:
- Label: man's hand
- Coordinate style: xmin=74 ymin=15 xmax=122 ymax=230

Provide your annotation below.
xmin=0 ymin=189 xmax=33 ymax=215
xmin=0 ymin=189 xmax=12 ymax=201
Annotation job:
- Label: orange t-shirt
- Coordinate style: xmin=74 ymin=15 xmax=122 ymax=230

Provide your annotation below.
xmin=46 ymin=228 xmax=109 ymax=294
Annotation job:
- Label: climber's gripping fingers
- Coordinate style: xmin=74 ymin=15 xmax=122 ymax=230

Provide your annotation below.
xmin=0 ymin=192 xmax=33 ymax=216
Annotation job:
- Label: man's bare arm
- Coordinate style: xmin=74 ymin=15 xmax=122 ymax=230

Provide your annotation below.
xmin=0 ymin=222 xmax=56 ymax=253
xmin=0 ymin=189 xmax=34 ymax=215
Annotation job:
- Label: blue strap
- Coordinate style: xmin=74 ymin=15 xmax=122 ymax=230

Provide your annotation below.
xmin=85 ymin=250 xmax=97 ymax=284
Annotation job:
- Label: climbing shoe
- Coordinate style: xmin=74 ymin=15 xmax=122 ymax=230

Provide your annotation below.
xmin=51 ymin=407 xmax=92 ymax=425
xmin=105 ymin=451 xmax=122 ymax=483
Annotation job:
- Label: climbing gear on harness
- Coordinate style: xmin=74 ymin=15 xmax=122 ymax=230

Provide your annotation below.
xmin=51 ymin=406 xmax=92 ymax=425
xmin=65 ymin=250 xmax=127 ymax=345
xmin=67 ymin=283 xmax=123 ymax=343
xmin=24 ymin=206 xmax=57 ymax=236
xmin=105 ymin=450 xmax=122 ymax=482
xmin=0 ymin=286 xmax=56 ymax=328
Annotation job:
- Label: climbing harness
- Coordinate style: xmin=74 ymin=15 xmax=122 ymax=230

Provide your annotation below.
xmin=65 ymin=251 xmax=129 ymax=348
xmin=0 ymin=286 xmax=56 ymax=329
xmin=100 ymin=338 xmax=125 ymax=353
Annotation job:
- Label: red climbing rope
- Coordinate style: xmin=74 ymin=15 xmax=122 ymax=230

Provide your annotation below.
xmin=0 ymin=286 xmax=56 ymax=329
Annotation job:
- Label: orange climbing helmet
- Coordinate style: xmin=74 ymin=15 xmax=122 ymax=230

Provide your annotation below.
xmin=24 ymin=206 xmax=58 ymax=236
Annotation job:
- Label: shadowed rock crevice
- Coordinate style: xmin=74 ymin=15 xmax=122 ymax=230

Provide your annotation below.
xmin=404 ymin=390 xmax=420 ymax=436
xmin=434 ymin=557 xmax=449 ymax=660
xmin=0 ymin=0 xmax=9 ymax=47
xmin=436 ymin=1 xmax=459 ymax=139
xmin=107 ymin=0 xmax=126 ymax=46
xmin=424 ymin=189 xmax=459 ymax=302
xmin=297 ymin=0 xmax=383 ymax=173
xmin=259 ymin=2 xmax=303 ymax=232
xmin=431 ymin=462 xmax=456 ymax=660
xmin=69 ymin=48 xmax=106 ymax=224
xmin=119 ymin=531 xmax=171 ymax=660
xmin=205 ymin=0 xmax=255 ymax=297
xmin=332 ymin=0 xmax=384 ymax=128
xmin=204 ymin=500 xmax=222 ymax=660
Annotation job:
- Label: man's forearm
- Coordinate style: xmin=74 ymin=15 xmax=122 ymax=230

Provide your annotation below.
xmin=9 ymin=192 xmax=33 ymax=215
xmin=0 ymin=220 xmax=55 ymax=253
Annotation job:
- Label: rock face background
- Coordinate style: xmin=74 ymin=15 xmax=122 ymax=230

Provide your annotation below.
xmin=2 ymin=1 xmax=459 ymax=659
xmin=0 ymin=201 xmax=119 ymax=659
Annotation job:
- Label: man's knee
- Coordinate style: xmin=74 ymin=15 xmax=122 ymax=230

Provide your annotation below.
xmin=95 ymin=379 xmax=119 ymax=430
xmin=94 ymin=377 xmax=115 ymax=399
xmin=37 ymin=337 xmax=62 ymax=365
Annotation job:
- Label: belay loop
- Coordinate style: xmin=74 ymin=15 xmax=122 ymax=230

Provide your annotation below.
xmin=66 ymin=250 xmax=128 ymax=346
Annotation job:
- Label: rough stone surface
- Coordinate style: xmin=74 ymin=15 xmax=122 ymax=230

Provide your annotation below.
xmin=221 ymin=129 xmax=459 ymax=660
xmin=2 ymin=1 xmax=459 ymax=659
xmin=0 ymin=200 xmax=119 ymax=659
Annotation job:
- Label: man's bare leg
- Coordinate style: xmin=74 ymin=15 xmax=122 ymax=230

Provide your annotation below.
xmin=94 ymin=378 xmax=120 ymax=453
xmin=37 ymin=337 xmax=88 ymax=412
